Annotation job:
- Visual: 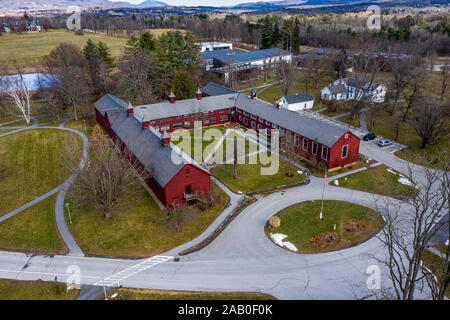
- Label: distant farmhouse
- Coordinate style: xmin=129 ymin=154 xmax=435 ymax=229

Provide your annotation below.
xmin=200 ymin=48 xmax=293 ymax=84
xmin=276 ymin=93 xmax=314 ymax=111
xmin=321 ymin=77 xmax=386 ymax=103
xmin=95 ymin=82 xmax=360 ymax=208
xmin=2 ymin=20 xmax=41 ymax=33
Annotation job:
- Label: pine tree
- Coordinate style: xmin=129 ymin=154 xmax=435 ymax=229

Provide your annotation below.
xmin=292 ymin=18 xmax=301 ymax=54
xmin=172 ymin=70 xmax=196 ymax=99
xmin=261 ymin=16 xmax=274 ymax=49
xmin=272 ymin=21 xmax=281 ymax=47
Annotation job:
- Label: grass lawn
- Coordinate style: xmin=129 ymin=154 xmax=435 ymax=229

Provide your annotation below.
xmin=267 ymin=200 xmax=384 ymax=253
xmin=338 ymin=113 xmax=360 ymax=127
xmin=103 ymin=288 xmax=276 ymax=300
xmin=0 ymin=115 xmax=34 ymax=126
xmin=335 ymin=165 xmax=415 ymax=197
xmin=65 ymin=115 xmax=97 ymax=138
xmin=422 ymin=249 xmax=450 ymax=298
xmin=0 ymin=279 xmax=78 ymax=300
xmin=211 ymin=155 xmax=306 ymax=194
xmin=234 ymin=76 xmax=277 ymax=91
xmin=0 ymin=194 xmax=66 ymax=254
xmin=257 ymin=69 xmax=333 ymax=104
xmin=367 ymin=104 xmax=449 ymax=169
xmin=0 ymin=29 xmax=128 ymax=67
xmin=66 ymin=182 xmax=228 ymax=258
xmin=0 ymin=129 xmax=82 ymax=217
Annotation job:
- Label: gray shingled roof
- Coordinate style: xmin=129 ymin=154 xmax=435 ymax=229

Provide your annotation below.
xmin=235 ymin=94 xmax=347 ymax=147
xmin=94 ymin=94 xmax=129 ymax=117
xmin=343 ymin=77 xmax=382 ymax=90
xmin=201 ymin=82 xmax=237 ymax=96
xmin=326 ymin=84 xmax=348 ymax=95
xmin=134 ymin=93 xmax=239 ymax=122
xmin=284 ymin=93 xmax=314 ymax=104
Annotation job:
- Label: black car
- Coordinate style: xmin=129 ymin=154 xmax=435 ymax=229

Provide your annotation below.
xmin=363 ymin=133 xmax=376 ymax=141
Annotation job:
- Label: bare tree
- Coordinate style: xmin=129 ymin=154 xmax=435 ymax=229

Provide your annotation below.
xmin=42 ymin=43 xmax=90 ymax=120
xmin=402 ymin=65 xmax=428 ymax=123
xmin=275 ymin=59 xmax=297 ymax=97
xmin=423 ymin=241 xmax=450 ymax=300
xmin=164 ymin=202 xmax=196 ymax=233
xmin=439 ymin=62 xmax=448 ymax=103
xmin=280 ymin=130 xmax=297 ymax=177
xmin=62 ymin=131 xmax=146 ymax=220
xmin=374 ymin=162 xmax=449 ymax=300
xmin=0 ymin=63 xmax=32 ymax=124
xmin=413 ymin=98 xmax=449 ymax=149
xmin=387 ymin=56 xmax=414 ymax=117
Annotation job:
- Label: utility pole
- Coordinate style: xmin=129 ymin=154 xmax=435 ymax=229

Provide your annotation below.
xmin=319 ymin=166 xmax=327 ymax=221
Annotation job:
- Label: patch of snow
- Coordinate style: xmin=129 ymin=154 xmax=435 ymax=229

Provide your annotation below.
xmin=110 ymin=293 xmax=119 ymax=299
xmin=398 ymin=177 xmax=413 ymax=187
xmin=270 ymin=233 xmax=298 ymax=252
xmin=334 ymin=180 xmax=339 ymax=186
xmin=386 ymin=168 xmax=397 ymax=175
xmin=297 ymin=170 xmax=303 ymax=174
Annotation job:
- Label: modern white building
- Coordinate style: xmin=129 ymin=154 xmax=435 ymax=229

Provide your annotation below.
xmin=277 ymin=93 xmax=314 ymax=111
xmin=321 ymin=77 xmax=386 ymax=103
xmin=198 ymin=42 xmax=233 ymax=52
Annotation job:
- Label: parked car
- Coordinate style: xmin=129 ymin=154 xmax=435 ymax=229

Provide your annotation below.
xmin=378 ymin=139 xmax=392 ymax=147
xmin=363 ymin=132 xmax=376 ymax=141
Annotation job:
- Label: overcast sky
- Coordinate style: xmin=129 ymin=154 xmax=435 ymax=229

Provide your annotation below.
xmin=109 ymin=0 xmax=266 ymax=7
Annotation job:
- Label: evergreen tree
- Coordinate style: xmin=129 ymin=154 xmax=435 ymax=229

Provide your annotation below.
xmin=172 ymin=70 xmax=196 ymax=99
xmin=261 ymin=16 xmax=274 ymax=49
xmin=292 ymin=18 xmax=301 ymax=54
xmin=272 ymin=21 xmax=281 ymax=47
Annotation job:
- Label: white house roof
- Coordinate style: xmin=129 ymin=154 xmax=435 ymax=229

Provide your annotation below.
xmin=283 ymin=93 xmax=314 ymax=104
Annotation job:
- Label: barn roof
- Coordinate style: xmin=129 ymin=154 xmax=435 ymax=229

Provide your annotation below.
xmin=106 ymin=108 xmax=209 ymax=187
xmin=133 ymin=93 xmax=239 ymax=122
xmin=94 ymin=94 xmax=129 ymax=117
xmin=213 ymin=48 xmax=292 ymax=65
xmin=325 ymin=84 xmax=348 ymax=95
xmin=283 ymin=93 xmax=314 ymax=104
xmin=234 ymin=94 xmax=347 ymax=147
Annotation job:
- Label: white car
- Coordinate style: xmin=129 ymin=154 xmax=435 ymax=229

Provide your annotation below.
xmin=378 ymin=139 xmax=392 ymax=147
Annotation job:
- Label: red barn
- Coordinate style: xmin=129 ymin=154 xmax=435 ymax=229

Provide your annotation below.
xmin=94 ymin=83 xmax=360 ymax=208
xmin=94 ymin=94 xmax=211 ymax=209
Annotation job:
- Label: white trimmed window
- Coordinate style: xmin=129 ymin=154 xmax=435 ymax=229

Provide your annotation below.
xmin=266 ymin=128 xmax=271 ymax=136
xmin=321 ymin=146 xmax=328 ymax=160
xmin=220 ymin=115 xmax=228 ymax=121
xmin=251 ymin=114 xmax=257 ymax=120
xmin=184 ymin=121 xmax=191 ymax=127
xmin=243 ymin=118 xmax=248 ymax=125
xmin=204 ymin=118 xmax=209 ymax=124
xmin=342 ymin=145 xmax=348 ymax=158
xmin=312 ymin=142 xmax=318 ymax=155
xmin=243 ymin=111 xmax=249 ymax=116
xmin=251 ymin=121 xmax=256 ymax=128
xmin=258 ymin=124 xmax=263 ymax=130
xmin=210 ymin=117 xmax=216 ymax=123
xmin=303 ymin=138 xmax=308 ymax=151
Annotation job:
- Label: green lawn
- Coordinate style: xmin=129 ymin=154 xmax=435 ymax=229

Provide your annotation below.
xmin=234 ymin=76 xmax=277 ymax=91
xmin=257 ymin=69 xmax=333 ymax=104
xmin=0 ymin=194 xmax=66 ymax=254
xmin=338 ymin=113 xmax=360 ymax=128
xmin=422 ymin=249 xmax=450 ymax=298
xmin=0 ymin=29 xmax=128 ymax=67
xmin=211 ymin=156 xmax=306 ymax=194
xmin=65 ymin=115 xmax=97 ymax=138
xmin=104 ymin=288 xmax=276 ymax=300
xmin=66 ymin=182 xmax=228 ymax=258
xmin=0 ymin=115 xmax=34 ymax=126
xmin=0 ymin=129 xmax=82 ymax=217
xmin=267 ymin=200 xmax=383 ymax=253
xmin=335 ymin=165 xmax=415 ymax=197
xmin=0 ymin=279 xmax=78 ymax=300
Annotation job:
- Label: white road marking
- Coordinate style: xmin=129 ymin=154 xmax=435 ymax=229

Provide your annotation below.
xmin=94 ymin=255 xmax=173 ymax=287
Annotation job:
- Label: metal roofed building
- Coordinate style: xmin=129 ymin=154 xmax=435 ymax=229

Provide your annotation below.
xmin=276 ymin=93 xmax=314 ymax=111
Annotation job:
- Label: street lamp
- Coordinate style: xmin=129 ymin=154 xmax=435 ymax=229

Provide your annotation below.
xmin=83 ymin=119 xmax=86 ymax=134
xmin=66 ymin=202 xmax=72 ymax=224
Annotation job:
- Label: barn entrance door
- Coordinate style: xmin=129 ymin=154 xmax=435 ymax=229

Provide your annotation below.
xmin=185 ymin=185 xmax=192 ymax=195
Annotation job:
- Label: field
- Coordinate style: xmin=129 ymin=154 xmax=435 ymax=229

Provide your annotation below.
xmin=0 ymin=29 xmax=128 ymax=67
xmin=95 ymin=28 xmax=186 ymax=38
xmin=0 ymin=129 xmax=82 ymax=217
xmin=0 ymin=279 xmax=78 ymax=300
xmin=267 ymin=200 xmax=384 ymax=253
xmin=66 ymin=182 xmax=228 ymax=258
xmin=104 ymin=288 xmax=276 ymax=300
xmin=334 ymin=165 xmax=415 ymax=197
xmin=0 ymin=195 xmax=66 ymax=255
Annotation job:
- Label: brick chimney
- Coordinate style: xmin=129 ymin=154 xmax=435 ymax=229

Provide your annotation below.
xmin=169 ymin=90 xmax=176 ymax=104
xmin=250 ymin=88 xmax=256 ymax=99
xmin=196 ymin=88 xmax=202 ymax=100
xmin=127 ymin=102 xmax=134 ymax=116
xmin=162 ymin=130 xmax=171 ymax=147
xmin=276 ymin=102 xmax=281 ymax=109
xmin=142 ymin=121 xmax=150 ymax=129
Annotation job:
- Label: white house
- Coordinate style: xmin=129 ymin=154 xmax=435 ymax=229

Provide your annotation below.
xmin=277 ymin=93 xmax=314 ymax=111
xmin=321 ymin=77 xmax=386 ymax=103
